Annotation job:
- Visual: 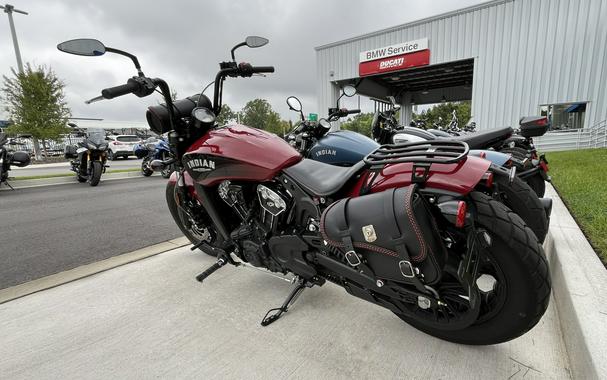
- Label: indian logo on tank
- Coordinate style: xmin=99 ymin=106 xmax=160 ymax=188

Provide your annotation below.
xmin=186 ymin=157 xmax=216 ymax=172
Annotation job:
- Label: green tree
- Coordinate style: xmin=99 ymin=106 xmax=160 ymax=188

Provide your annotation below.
xmin=341 ymin=112 xmax=375 ymax=137
xmin=2 ymin=64 xmax=71 ymax=160
xmin=414 ymin=101 xmax=471 ymax=128
xmin=240 ymin=98 xmax=283 ymax=135
xmin=216 ymin=104 xmax=239 ymax=125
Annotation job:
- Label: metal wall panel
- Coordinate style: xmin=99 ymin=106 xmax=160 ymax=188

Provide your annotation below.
xmin=316 ymin=0 xmax=607 ymax=131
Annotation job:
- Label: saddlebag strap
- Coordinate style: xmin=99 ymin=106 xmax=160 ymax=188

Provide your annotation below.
xmin=394 ymin=243 xmax=427 ymax=293
xmin=387 ymin=186 xmax=427 ymax=292
xmin=341 ymin=235 xmax=362 ymax=267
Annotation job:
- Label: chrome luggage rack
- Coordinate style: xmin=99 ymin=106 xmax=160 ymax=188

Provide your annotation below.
xmin=363 ymin=140 xmax=469 ymax=184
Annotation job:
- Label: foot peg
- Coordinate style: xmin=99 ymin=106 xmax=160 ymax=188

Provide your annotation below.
xmin=195 ymin=258 xmax=227 ymax=282
xmin=261 ymin=278 xmax=309 ymax=326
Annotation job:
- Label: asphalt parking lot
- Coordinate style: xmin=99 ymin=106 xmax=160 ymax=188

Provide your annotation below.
xmin=10 ymin=158 xmax=141 ymax=177
xmin=0 ymin=246 xmax=570 ymax=379
xmin=0 ymin=176 xmax=180 ymax=289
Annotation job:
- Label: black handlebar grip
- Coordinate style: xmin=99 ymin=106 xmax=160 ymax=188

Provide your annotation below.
xmin=251 ymin=66 xmax=275 ymax=74
xmin=101 ymin=79 xmax=140 ymax=99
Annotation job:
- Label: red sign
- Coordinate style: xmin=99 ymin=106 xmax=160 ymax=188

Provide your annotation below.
xmin=359 ymin=49 xmax=430 ymax=77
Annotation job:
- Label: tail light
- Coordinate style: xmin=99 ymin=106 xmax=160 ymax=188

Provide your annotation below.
xmin=456 ymin=201 xmax=467 ymax=228
xmin=540 ymin=161 xmax=549 ymax=172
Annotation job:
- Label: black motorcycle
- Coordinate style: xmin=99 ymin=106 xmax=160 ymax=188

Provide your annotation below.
xmin=0 ymin=133 xmax=31 ymax=189
xmin=64 ymin=128 xmax=109 ymax=186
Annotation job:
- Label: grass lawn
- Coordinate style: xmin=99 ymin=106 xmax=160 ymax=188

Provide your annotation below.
xmin=548 ymin=148 xmax=607 ymax=264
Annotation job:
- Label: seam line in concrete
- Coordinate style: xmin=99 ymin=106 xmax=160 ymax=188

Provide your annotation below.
xmin=0 ymin=237 xmax=190 ymax=305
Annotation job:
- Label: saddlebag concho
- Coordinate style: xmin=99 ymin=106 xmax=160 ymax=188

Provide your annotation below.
xmin=320 ymin=186 xmax=446 ymax=285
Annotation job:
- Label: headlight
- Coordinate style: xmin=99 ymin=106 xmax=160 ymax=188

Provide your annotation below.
xmin=192 ymin=107 xmax=216 ymax=125
xmin=87 ymin=143 xmax=97 ymax=150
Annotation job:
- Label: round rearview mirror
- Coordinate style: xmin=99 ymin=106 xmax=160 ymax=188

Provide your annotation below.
xmin=192 ymin=107 xmax=216 ymax=124
xmin=343 ymin=85 xmax=357 ymax=97
xmin=319 ymin=119 xmax=331 ymax=130
xmin=286 ymin=96 xmax=302 ymax=112
xmin=57 ymin=39 xmax=106 ymax=56
xmin=245 ymin=36 xmax=269 ymax=48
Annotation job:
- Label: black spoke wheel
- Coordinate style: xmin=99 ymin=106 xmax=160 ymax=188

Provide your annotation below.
xmin=166 ymin=182 xmax=224 ymax=256
xmin=394 ymin=192 xmax=551 ymax=345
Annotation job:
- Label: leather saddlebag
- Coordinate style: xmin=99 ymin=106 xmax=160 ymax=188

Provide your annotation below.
xmin=320 ymin=186 xmax=446 ymax=285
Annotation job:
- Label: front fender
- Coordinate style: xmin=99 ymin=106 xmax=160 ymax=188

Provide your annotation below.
xmin=168 ymin=170 xmax=200 ymax=200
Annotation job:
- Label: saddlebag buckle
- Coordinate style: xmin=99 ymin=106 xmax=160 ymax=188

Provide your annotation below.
xmin=399 ymin=260 xmax=415 ymax=278
xmin=345 ymin=250 xmax=362 ymax=267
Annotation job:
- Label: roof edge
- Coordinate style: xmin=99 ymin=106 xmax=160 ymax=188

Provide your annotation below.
xmin=315 ymin=0 xmax=513 ymax=51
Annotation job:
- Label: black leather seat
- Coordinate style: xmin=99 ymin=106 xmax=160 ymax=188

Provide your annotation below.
xmin=283 ymin=159 xmax=366 ymax=196
xmin=454 ymin=127 xmax=513 ymax=149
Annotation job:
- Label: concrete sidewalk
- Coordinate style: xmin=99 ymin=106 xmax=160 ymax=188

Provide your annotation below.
xmin=0 ymin=247 xmax=570 ymax=379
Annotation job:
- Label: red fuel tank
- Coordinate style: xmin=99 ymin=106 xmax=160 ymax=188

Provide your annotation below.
xmin=183 ymin=124 xmax=301 ymax=186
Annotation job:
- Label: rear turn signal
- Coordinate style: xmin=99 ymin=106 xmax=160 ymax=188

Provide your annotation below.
xmin=456 ymin=201 xmax=467 ymax=228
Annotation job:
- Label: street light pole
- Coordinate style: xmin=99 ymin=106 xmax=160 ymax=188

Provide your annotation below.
xmin=1 ymin=3 xmax=28 ymax=74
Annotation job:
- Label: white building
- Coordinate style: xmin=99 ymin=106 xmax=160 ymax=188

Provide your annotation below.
xmin=315 ymin=0 xmax=607 ymax=132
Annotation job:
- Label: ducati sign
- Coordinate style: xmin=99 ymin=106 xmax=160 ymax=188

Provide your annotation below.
xmin=359 ymin=50 xmax=430 ymax=77
xmin=358 ymin=38 xmax=430 ymax=77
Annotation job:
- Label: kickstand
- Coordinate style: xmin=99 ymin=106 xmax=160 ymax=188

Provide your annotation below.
xmin=261 ymin=278 xmax=309 ymax=327
xmin=4 ymin=181 xmax=14 ymax=190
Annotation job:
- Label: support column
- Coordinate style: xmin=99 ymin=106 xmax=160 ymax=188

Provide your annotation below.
xmin=398 ymin=99 xmax=413 ymax=126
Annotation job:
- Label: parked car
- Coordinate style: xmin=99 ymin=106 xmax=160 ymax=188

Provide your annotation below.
xmin=106 ymin=134 xmax=141 ymax=160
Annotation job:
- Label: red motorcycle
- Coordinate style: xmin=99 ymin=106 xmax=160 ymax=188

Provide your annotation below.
xmin=58 ymin=37 xmax=550 ymax=345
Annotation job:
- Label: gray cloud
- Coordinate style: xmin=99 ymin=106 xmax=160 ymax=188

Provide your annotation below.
xmin=1 ymin=0 xmax=484 ymax=123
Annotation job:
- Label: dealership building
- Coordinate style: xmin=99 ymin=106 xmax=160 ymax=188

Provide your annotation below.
xmin=315 ymin=0 xmax=607 ymax=133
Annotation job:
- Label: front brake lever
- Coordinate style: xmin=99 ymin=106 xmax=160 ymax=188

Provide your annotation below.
xmin=84 ymin=95 xmax=105 ymax=105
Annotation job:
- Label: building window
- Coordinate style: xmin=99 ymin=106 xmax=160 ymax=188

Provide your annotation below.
xmin=540 ymin=102 xmax=586 ymax=131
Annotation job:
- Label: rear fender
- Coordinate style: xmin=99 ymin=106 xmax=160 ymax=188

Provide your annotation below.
xmin=346 ymin=155 xmax=491 ymax=197
xmin=469 ymin=149 xmax=511 ymax=167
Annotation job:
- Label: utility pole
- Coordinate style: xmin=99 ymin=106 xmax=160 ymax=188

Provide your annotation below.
xmin=1 ymin=3 xmax=28 ymax=73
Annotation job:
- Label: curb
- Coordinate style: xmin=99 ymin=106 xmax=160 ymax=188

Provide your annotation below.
xmin=2 ymin=171 xmax=145 ymax=190
xmin=0 ymin=237 xmax=190 ymax=305
xmin=544 ymin=185 xmax=607 ymax=379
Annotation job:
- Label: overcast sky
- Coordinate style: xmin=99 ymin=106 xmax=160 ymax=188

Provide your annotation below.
xmin=1 ymin=0 xmax=485 ymax=123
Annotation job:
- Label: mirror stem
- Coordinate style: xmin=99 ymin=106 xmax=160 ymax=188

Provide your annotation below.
xmin=230 ymin=42 xmax=246 ymax=61
xmin=105 ymin=47 xmax=145 ymax=76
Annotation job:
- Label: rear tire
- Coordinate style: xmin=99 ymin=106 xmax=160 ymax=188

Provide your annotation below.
xmin=165 ymin=182 xmax=223 ymax=256
xmin=89 ymin=161 xmax=102 ymax=186
xmin=77 ymin=175 xmax=87 ymax=183
xmin=501 ymin=147 xmax=546 ymax=197
xmin=490 ymin=164 xmax=548 ymax=242
xmin=395 ymin=192 xmax=551 ymax=345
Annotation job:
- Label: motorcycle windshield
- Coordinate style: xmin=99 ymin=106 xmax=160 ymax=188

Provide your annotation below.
xmin=87 ymin=128 xmax=105 ymax=145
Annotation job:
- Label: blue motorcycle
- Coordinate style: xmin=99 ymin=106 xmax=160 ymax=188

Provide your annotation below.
xmin=134 ymin=137 xmax=174 ymax=178
xmin=284 ymin=89 xmax=550 ymax=242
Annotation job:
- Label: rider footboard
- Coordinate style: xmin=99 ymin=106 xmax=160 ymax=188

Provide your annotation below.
xmin=320 ymin=186 xmax=447 ymax=285
xmin=364 ymin=140 xmax=469 ymax=183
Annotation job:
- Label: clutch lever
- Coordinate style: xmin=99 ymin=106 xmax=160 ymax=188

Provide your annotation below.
xmin=84 ymin=95 xmax=105 ymax=105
